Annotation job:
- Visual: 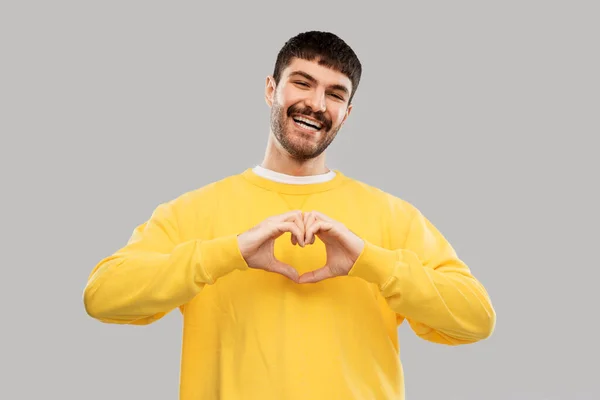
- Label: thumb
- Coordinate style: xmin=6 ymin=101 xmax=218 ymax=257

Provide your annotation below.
xmin=269 ymin=261 xmax=299 ymax=283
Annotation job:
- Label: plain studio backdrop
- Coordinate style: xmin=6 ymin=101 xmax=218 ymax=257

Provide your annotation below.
xmin=1 ymin=1 xmax=598 ymax=399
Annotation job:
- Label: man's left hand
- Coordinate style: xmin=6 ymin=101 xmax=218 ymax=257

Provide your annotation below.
xmin=298 ymin=211 xmax=365 ymax=284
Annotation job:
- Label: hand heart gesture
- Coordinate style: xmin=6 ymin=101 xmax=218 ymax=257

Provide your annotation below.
xmin=237 ymin=210 xmax=364 ymax=283
xmin=237 ymin=210 xmax=306 ymax=282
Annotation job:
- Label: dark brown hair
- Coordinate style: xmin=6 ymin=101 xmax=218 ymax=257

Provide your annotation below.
xmin=272 ymin=31 xmax=362 ymax=104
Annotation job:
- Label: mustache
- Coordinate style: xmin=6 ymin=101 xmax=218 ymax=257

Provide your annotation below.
xmin=287 ymin=105 xmax=331 ymax=130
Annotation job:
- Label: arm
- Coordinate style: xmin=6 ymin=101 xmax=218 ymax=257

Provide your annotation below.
xmin=348 ymin=206 xmax=495 ymax=345
xmin=82 ymin=200 xmax=248 ymax=325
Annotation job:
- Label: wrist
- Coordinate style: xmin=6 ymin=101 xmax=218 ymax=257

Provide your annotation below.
xmin=197 ymin=234 xmax=249 ymax=284
xmin=348 ymin=241 xmax=398 ymax=288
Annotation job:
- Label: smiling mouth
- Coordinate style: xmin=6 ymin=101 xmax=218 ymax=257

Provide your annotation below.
xmin=291 ymin=115 xmax=324 ymax=132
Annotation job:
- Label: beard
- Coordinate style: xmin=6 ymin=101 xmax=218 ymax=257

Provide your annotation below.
xmin=270 ymin=99 xmax=342 ymax=161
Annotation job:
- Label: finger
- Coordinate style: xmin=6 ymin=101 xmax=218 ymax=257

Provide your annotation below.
xmin=304 ymin=213 xmax=318 ymax=244
xmin=303 ymin=212 xmax=310 ymax=242
xmin=274 ymin=221 xmax=304 ymax=247
xmin=303 ymin=211 xmax=311 ymax=229
xmin=289 ymin=215 xmax=298 ymax=246
xmin=298 ymin=265 xmax=334 ymax=284
xmin=312 ymin=211 xmax=334 ymax=223
xmin=270 ymin=261 xmax=299 ymax=283
xmin=278 ymin=211 xmax=304 ymax=246
xmin=306 ymin=220 xmax=333 ymax=245
xmin=278 ymin=209 xmax=304 ymax=223
xmin=291 ymin=214 xmax=305 ymax=247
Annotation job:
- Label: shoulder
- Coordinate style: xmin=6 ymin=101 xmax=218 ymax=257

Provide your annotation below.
xmin=165 ymin=170 xmax=246 ymax=212
xmin=339 ymin=170 xmax=420 ymax=220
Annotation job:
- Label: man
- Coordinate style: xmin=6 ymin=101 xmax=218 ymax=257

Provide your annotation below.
xmin=84 ymin=31 xmax=495 ymax=399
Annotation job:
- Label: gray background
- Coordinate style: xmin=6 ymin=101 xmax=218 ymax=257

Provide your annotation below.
xmin=1 ymin=1 xmax=598 ymax=399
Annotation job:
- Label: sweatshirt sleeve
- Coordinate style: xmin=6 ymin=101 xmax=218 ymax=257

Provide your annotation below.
xmin=348 ymin=207 xmax=496 ymax=345
xmin=83 ymin=200 xmax=249 ymax=325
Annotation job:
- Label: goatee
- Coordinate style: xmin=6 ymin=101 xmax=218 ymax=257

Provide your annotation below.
xmin=270 ymin=102 xmax=340 ymax=161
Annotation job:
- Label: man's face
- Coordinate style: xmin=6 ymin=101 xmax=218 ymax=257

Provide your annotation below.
xmin=266 ymin=58 xmax=353 ymax=161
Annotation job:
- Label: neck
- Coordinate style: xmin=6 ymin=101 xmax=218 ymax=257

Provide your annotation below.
xmin=261 ymin=132 xmax=329 ymax=176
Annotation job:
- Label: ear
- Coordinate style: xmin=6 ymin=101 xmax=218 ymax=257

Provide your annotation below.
xmin=341 ymin=103 xmax=353 ymax=126
xmin=265 ymin=76 xmax=276 ymax=107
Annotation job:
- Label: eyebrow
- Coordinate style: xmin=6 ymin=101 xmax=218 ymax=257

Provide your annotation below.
xmin=288 ymin=70 xmax=350 ymax=96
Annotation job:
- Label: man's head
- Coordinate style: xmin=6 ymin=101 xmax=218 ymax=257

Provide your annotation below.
xmin=265 ymin=31 xmax=362 ymax=161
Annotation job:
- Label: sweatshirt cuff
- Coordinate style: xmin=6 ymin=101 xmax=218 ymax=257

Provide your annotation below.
xmin=196 ymin=234 xmax=249 ymax=284
xmin=348 ymin=240 xmax=398 ymax=289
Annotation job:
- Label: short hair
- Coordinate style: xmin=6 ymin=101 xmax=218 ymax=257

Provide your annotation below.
xmin=272 ymin=31 xmax=362 ymax=104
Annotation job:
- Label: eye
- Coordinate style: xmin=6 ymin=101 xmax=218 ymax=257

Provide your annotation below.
xmin=329 ymin=93 xmax=344 ymax=101
xmin=294 ymin=81 xmax=309 ymax=87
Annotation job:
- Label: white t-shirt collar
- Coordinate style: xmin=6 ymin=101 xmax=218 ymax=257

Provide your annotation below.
xmin=252 ymin=165 xmax=336 ymax=185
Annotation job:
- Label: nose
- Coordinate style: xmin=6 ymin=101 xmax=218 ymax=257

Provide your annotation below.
xmin=306 ymin=89 xmax=326 ymax=113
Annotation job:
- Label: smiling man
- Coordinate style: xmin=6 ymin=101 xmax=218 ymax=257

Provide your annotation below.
xmin=84 ymin=31 xmax=496 ymax=400
xmin=268 ymin=58 xmax=351 ymax=162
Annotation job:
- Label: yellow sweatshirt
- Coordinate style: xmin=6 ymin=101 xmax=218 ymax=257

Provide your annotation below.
xmin=83 ymin=168 xmax=495 ymax=400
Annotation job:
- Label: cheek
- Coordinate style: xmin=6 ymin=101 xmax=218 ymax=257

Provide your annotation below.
xmin=277 ymin=88 xmax=303 ymax=110
xmin=332 ymin=107 xmax=347 ymax=125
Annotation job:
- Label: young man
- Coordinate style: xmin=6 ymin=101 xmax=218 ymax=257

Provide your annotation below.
xmin=84 ymin=31 xmax=495 ymax=400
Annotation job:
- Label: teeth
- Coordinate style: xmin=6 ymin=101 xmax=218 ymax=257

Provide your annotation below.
xmin=294 ymin=116 xmax=322 ymax=129
xmin=295 ymin=120 xmax=319 ymax=131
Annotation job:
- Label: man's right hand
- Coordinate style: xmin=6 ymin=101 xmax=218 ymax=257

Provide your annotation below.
xmin=237 ymin=210 xmax=305 ymax=282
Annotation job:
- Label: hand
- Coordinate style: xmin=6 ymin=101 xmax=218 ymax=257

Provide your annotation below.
xmin=237 ymin=210 xmax=305 ymax=282
xmin=298 ymin=211 xmax=365 ymax=284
